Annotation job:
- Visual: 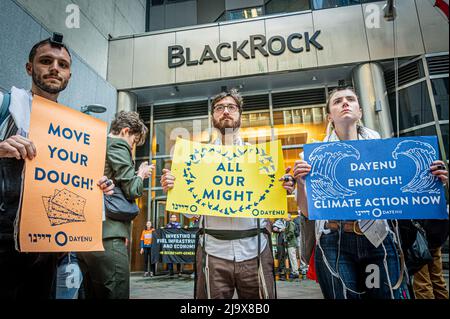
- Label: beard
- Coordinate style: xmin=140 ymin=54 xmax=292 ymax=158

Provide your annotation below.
xmin=212 ymin=115 xmax=241 ymax=136
xmin=32 ymin=71 xmax=68 ymax=94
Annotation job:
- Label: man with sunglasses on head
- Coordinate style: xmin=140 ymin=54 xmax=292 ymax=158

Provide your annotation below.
xmin=161 ymin=89 xmax=295 ymax=299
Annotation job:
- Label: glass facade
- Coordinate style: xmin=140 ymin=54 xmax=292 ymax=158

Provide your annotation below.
xmin=265 ymin=0 xmax=311 ymax=15
xmin=150 ymin=0 xmax=190 ymax=5
xmin=151 ymin=0 xmax=164 ymax=5
xmin=397 ymin=81 xmax=434 ymax=131
xmin=386 ymin=57 xmax=448 ymax=162
xmin=432 ymin=78 xmax=449 ymax=121
xmin=441 ymin=124 xmax=449 ymax=158
xmin=311 ymin=0 xmax=379 ymax=10
xmin=227 ymin=7 xmax=264 ymax=21
xmin=147 ymin=0 xmax=385 ymax=30
xmin=154 ymin=118 xmax=209 ymax=157
xmin=240 ymin=111 xmax=271 ymax=144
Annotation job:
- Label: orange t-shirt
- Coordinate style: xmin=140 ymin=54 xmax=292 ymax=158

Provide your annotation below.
xmin=140 ymin=229 xmax=155 ymax=247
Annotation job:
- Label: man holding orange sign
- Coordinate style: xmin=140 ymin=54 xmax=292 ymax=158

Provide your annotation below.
xmin=0 ymin=33 xmax=113 ymax=299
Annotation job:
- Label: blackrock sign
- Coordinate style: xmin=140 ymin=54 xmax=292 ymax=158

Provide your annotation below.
xmin=168 ymin=31 xmax=323 ymax=68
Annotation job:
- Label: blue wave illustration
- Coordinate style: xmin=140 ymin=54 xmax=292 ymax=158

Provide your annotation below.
xmin=309 ymin=143 xmax=360 ymax=201
xmin=392 ymin=140 xmax=440 ymax=194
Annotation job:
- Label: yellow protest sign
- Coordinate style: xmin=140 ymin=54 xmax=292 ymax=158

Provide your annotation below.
xmin=19 ymin=96 xmax=107 ymax=252
xmin=166 ymin=138 xmax=288 ymax=218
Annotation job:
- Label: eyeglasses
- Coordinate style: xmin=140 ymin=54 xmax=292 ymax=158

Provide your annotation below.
xmin=213 ymin=103 xmax=239 ymax=114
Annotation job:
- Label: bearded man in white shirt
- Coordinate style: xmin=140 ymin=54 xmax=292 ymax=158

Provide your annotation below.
xmin=161 ymin=89 xmax=295 ymax=299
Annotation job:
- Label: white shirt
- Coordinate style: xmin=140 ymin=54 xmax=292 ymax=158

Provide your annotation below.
xmin=0 ymin=87 xmax=33 ymax=138
xmin=193 ymin=135 xmax=268 ymax=262
xmin=0 ymin=87 xmax=33 ymax=252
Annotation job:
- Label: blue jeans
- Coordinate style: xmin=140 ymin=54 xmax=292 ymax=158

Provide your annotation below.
xmin=315 ymin=229 xmax=410 ymax=299
xmin=55 ymin=253 xmax=84 ymax=299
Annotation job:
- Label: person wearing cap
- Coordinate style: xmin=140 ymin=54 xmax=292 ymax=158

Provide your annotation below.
xmin=0 ymin=34 xmax=115 ymax=299
xmin=161 ymin=89 xmax=296 ymax=299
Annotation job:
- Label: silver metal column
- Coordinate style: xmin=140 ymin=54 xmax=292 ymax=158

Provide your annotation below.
xmin=352 ymin=63 xmax=394 ymax=138
xmin=117 ymin=91 xmax=138 ymax=113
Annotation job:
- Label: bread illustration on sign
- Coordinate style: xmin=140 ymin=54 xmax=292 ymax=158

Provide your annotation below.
xmin=42 ymin=189 xmax=87 ymax=226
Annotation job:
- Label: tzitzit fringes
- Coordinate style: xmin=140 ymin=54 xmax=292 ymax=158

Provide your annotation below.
xmin=258 ymin=262 xmax=269 ymax=299
xmin=380 ymin=239 xmax=395 ymax=299
xmin=316 ymin=239 xmax=365 ymax=298
xmin=205 ymin=254 xmax=211 ymax=299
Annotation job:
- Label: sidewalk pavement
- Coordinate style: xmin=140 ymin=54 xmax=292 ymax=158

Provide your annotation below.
xmin=130 ymin=268 xmax=449 ymax=299
xmin=130 ymin=273 xmax=324 ymax=299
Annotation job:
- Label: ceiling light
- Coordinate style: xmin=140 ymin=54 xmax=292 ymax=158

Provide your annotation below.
xmin=81 ymin=104 xmax=107 ymax=114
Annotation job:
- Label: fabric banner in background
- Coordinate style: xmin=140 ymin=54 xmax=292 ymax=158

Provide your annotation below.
xmin=166 ymin=138 xmax=288 ymax=219
xmin=19 ymin=96 xmax=107 ymax=252
xmin=151 ymin=228 xmax=197 ymax=264
xmin=303 ymin=136 xmax=448 ymax=220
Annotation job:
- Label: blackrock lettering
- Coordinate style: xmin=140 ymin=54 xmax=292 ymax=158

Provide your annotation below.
xmin=168 ymin=31 xmax=323 ymax=68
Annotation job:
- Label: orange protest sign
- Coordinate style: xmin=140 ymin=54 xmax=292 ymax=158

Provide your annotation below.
xmin=19 ymin=96 xmax=107 ymax=252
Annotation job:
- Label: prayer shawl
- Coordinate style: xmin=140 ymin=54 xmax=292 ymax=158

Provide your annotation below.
xmin=0 ymin=87 xmax=32 ymax=139
xmin=315 ymin=126 xmax=390 ymax=248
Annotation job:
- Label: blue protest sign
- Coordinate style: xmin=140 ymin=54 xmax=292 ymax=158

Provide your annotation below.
xmin=303 ymin=136 xmax=448 ymax=220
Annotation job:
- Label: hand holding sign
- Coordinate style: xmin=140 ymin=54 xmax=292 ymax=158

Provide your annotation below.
xmin=161 ymin=168 xmax=176 ymax=193
xmin=0 ymin=135 xmax=36 ymax=160
xmin=431 ymin=160 xmax=448 ymax=185
xmin=293 ymin=160 xmax=311 ymax=186
xmin=279 ymin=167 xmax=296 ymax=195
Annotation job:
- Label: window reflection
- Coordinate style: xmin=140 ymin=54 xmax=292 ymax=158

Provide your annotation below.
xmin=154 ymin=157 xmax=172 ymax=188
xmin=265 ymin=0 xmax=310 ymax=15
xmin=283 ymin=148 xmax=303 ymax=172
xmin=312 ymin=0 xmax=362 ymax=10
xmin=154 ymin=118 xmax=210 ymax=157
xmin=396 ymin=82 xmax=434 ymax=131
xmin=273 ymin=106 xmax=327 ymax=146
xmin=227 ymin=7 xmax=263 ymax=21
xmin=432 ymin=78 xmax=449 ymax=121
xmin=440 ymin=124 xmax=449 ymax=159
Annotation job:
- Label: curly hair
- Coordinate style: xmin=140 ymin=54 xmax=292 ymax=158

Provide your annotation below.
xmin=110 ymin=111 xmax=148 ymax=146
xmin=211 ymin=88 xmax=244 ymax=115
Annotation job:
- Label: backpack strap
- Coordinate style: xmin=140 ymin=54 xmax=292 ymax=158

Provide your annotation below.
xmin=0 ymin=92 xmax=11 ymax=127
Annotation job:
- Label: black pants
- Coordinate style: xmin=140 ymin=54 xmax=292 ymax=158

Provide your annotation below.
xmin=0 ymin=241 xmax=57 ymax=299
xmin=168 ymin=263 xmax=181 ymax=275
xmin=275 ymin=232 xmax=287 ymax=273
xmin=78 ymin=238 xmax=130 ymax=299
xmin=143 ymin=247 xmax=155 ymax=273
